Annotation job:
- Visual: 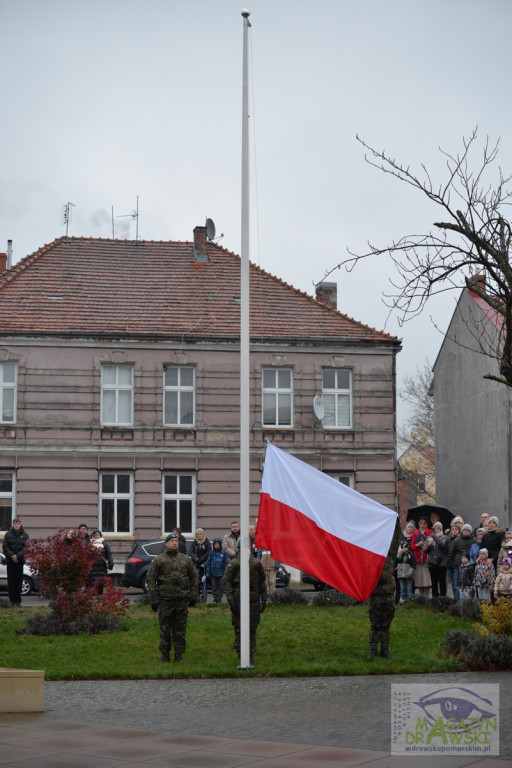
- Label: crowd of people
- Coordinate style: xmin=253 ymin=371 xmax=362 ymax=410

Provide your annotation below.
xmin=1 ymin=520 xmax=114 ymax=606
xmin=396 ymin=512 xmax=512 ymax=604
xmin=177 ymin=520 xmax=277 ymax=605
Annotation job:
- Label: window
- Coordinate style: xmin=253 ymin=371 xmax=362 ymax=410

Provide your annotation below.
xmin=0 ymin=363 xmax=17 ymax=423
xmin=100 ymin=473 xmax=132 ymax=533
xmin=0 ymin=472 xmax=15 ymax=532
xmin=101 ymin=365 xmax=133 ymax=426
xmin=416 ymin=475 xmax=426 ymax=493
xmin=322 ymin=369 xmax=352 ymax=428
xmin=326 ymin=472 xmax=354 ymax=489
xmin=162 ymin=474 xmax=196 ymax=535
xmin=262 ymin=368 xmax=293 ymax=427
xmin=163 ymin=366 xmax=195 ymax=426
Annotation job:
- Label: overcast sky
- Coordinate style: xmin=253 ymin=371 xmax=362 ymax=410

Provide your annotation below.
xmin=1 ymin=0 xmax=511 ymax=430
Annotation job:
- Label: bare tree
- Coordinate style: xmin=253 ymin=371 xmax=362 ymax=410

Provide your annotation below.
xmin=398 ymin=359 xmax=434 ymax=452
xmin=398 ymin=359 xmax=436 ymax=504
xmin=327 ymin=129 xmax=512 ymax=386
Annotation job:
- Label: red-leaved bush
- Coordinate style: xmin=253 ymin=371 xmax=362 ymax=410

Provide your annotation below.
xmin=24 ymin=529 xmax=128 ymax=633
xmin=26 ymin=530 xmax=97 ymax=599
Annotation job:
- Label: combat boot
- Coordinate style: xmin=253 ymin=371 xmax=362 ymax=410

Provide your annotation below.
xmin=368 ymin=629 xmax=378 ymax=658
xmin=380 ymin=630 xmax=393 ymax=658
xmin=174 ymin=652 xmax=184 ymax=662
xmin=161 ymin=652 xmax=170 ymax=663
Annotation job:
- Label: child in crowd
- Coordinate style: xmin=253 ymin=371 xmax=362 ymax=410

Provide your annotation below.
xmin=494 ymin=556 xmax=512 ymax=600
xmin=457 ymin=553 xmax=475 ymax=599
xmin=395 ymin=534 xmax=416 ymax=603
xmin=205 ymin=537 xmax=228 ymax=603
xmin=473 ymin=548 xmax=495 ymax=602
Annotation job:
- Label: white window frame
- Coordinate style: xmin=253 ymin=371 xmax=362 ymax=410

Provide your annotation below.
xmin=322 ymin=368 xmax=352 ymax=429
xmin=99 ymin=472 xmax=133 ymax=534
xmin=163 ymin=365 xmax=195 ymax=427
xmin=101 ymin=364 xmax=134 ymax=426
xmin=0 ymin=471 xmax=16 ymax=533
xmin=262 ymin=367 xmax=293 ymax=428
xmin=162 ymin=473 xmax=196 ymax=536
xmin=334 ymin=473 xmax=355 ymax=489
xmin=0 ymin=363 xmax=17 ymax=424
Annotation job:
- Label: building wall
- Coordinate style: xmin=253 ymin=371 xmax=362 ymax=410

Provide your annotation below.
xmin=397 ymin=445 xmax=435 ymax=523
xmin=0 ymin=337 xmax=398 ymax=557
xmin=433 ymin=291 xmax=511 ymax=530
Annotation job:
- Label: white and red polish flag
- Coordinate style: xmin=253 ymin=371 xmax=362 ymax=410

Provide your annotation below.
xmin=255 ymin=442 xmax=397 ymax=602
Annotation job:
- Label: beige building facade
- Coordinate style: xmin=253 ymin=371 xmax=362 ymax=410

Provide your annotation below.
xmin=0 ymin=227 xmax=401 ymax=561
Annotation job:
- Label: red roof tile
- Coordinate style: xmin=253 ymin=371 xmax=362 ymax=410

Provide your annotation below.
xmin=0 ymin=233 xmax=398 ymax=344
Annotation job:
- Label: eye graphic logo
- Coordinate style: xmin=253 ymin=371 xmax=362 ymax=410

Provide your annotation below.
xmin=414 ymin=686 xmax=496 ymax=732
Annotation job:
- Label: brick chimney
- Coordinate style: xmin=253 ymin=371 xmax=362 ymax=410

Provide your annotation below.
xmin=468 ymin=273 xmax=486 ymax=293
xmin=0 ymin=253 xmax=6 ymax=274
xmin=315 ymin=281 xmax=337 ymax=309
xmin=193 ymin=225 xmax=208 ymax=262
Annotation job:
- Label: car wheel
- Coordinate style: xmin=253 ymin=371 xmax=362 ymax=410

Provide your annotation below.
xmin=21 ymin=577 xmax=33 ymax=596
xmin=141 ymin=574 xmax=149 ymax=593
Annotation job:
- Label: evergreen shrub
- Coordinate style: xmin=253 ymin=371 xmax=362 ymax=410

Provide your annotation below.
xmin=268 ymin=587 xmax=307 ymax=605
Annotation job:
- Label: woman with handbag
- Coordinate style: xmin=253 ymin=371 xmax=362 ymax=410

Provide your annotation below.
xmin=426 ymin=521 xmax=448 ymax=597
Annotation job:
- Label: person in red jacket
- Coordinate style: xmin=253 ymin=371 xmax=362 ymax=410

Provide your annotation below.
xmin=411 ymin=517 xmax=432 ymax=597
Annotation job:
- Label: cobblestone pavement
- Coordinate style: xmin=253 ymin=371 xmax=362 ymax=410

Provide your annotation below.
xmin=1 ymin=673 xmax=510 ymax=767
xmin=42 ymin=672 xmax=511 ymax=758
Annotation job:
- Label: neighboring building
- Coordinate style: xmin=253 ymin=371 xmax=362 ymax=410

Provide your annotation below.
xmin=397 ymin=445 xmax=435 ymax=522
xmin=432 ymin=277 xmax=511 ymax=530
xmin=0 ymin=226 xmax=401 ymax=563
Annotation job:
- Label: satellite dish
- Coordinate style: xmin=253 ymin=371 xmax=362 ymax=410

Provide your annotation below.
xmin=313 ymin=395 xmax=324 ymax=421
xmin=206 ymin=218 xmax=216 ymax=241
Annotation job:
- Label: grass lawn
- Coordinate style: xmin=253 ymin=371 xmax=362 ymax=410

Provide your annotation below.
xmin=0 ymin=601 xmax=469 ymax=680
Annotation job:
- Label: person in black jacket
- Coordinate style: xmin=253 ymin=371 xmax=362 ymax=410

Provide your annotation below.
xmin=481 ymin=517 xmax=506 ymax=571
xmin=190 ymin=528 xmax=211 ymax=602
xmin=2 ymin=518 xmax=29 ymax=606
xmin=173 ymin=527 xmax=188 ymax=555
xmin=448 ymin=524 xmax=476 ymax=601
xmin=87 ymin=529 xmax=114 ymax=595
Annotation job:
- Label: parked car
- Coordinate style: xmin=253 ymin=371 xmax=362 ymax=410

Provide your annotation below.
xmin=275 ymin=562 xmax=291 ymax=588
xmin=122 ymin=540 xmax=292 ymax=593
xmin=0 ymin=552 xmax=40 ymax=596
xmin=301 ymin=571 xmax=331 ymax=591
xmin=121 ymin=540 xmax=166 ymax=592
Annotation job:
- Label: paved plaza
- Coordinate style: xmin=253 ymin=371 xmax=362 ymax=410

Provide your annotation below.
xmin=1 ymin=672 xmax=511 ymax=767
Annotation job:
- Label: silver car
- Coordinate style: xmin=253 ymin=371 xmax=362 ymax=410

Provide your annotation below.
xmin=0 ymin=552 xmax=40 ymax=596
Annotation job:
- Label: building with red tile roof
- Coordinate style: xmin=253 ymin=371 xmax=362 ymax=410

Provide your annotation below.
xmin=0 ymin=226 xmax=401 ymax=567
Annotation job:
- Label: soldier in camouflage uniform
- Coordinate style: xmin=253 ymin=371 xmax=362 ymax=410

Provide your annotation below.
xmin=147 ymin=532 xmax=198 ymax=663
xmin=368 ymin=519 xmax=401 ymax=659
xmin=224 ymin=545 xmax=267 ymax=665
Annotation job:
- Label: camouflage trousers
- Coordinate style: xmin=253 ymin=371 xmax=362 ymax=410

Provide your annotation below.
xmin=368 ymin=597 xmax=395 ymax=647
xmin=231 ymin=602 xmax=261 ymax=653
xmin=158 ymin=599 xmax=189 ymax=655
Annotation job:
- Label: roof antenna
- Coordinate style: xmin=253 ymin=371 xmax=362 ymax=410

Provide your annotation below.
xmin=117 ymin=195 xmax=140 ymax=241
xmin=63 ymin=202 xmax=76 ymax=237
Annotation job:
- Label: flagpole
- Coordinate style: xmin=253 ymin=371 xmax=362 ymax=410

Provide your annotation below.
xmin=239 ymin=7 xmax=251 ymax=669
